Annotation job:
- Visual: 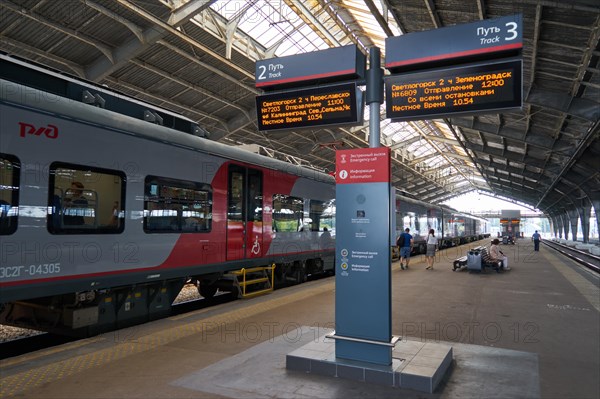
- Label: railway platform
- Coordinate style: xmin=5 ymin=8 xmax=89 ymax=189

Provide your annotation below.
xmin=1 ymin=239 xmax=598 ymax=399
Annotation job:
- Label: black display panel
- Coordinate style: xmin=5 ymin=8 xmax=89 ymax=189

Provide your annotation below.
xmin=385 ymin=59 xmax=522 ymax=121
xmin=256 ymin=83 xmax=361 ymax=131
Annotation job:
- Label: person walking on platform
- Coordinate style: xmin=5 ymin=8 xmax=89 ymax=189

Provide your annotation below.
xmin=532 ymin=230 xmax=541 ymax=251
xmin=397 ymin=228 xmax=413 ymax=270
xmin=425 ymin=229 xmax=437 ymax=270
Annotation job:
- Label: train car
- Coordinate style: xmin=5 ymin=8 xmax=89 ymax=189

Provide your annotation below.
xmin=392 ymin=190 xmax=489 ymax=255
xmin=0 ymin=55 xmax=335 ymax=335
xmin=392 ymin=194 xmax=440 ymax=254
xmin=441 ymin=208 xmax=489 ymax=247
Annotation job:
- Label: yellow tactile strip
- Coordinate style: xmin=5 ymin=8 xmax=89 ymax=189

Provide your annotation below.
xmin=0 ymin=282 xmax=333 ymax=397
xmin=542 ymin=249 xmax=600 ymax=312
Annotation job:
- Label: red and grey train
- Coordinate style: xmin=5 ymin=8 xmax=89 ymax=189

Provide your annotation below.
xmin=0 ymin=56 xmax=488 ymax=336
xmin=0 ymin=55 xmax=335 ymax=335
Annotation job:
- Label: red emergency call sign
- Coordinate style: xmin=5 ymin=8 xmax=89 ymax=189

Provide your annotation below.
xmin=335 ymin=147 xmax=391 ymax=184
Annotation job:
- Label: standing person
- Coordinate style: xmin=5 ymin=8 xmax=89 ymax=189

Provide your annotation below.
xmin=319 ymin=227 xmax=332 ymax=249
xmin=398 ymin=228 xmax=413 ymax=270
xmin=425 ymin=229 xmax=437 ymax=270
xmin=108 ymin=201 xmax=120 ymax=227
xmin=532 ymin=230 xmax=541 ymax=251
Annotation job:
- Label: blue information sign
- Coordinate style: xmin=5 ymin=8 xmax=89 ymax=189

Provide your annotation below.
xmin=334 ymin=147 xmax=392 ymax=365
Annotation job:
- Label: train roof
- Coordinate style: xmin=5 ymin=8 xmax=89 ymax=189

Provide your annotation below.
xmin=0 ymin=56 xmax=333 ymax=185
xmin=0 ymin=53 xmax=204 ymax=137
xmin=394 ymin=189 xmax=487 ymax=222
xmin=394 ymin=189 xmax=444 ymax=210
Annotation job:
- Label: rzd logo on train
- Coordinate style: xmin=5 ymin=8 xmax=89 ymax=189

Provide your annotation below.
xmin=18 ymin=122 xmax=59 ymax=139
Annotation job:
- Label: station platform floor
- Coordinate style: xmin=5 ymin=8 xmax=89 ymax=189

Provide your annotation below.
xmin=1 ymin=239 xmax=598 ymax=399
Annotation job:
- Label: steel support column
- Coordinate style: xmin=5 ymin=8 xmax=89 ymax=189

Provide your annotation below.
xmin=554 ymin=215 xmax=564 ymax=239
xmin=567 ymin=209 xmax=579 ymax=241
xmin=561 ymin=213 xmax=570 ymax=240
xmin=577 ymin=205 xmax=591 ymax=243
xmin=592 ymin=199 xmax=600 ymax=243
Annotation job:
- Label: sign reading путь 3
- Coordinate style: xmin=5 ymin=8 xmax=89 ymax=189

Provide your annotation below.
xmin=385 ymin=14 xmax=522 ymax=71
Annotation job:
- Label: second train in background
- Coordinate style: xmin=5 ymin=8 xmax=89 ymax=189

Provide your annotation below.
xmin=392 ymin=190 xmax=490 ymax=257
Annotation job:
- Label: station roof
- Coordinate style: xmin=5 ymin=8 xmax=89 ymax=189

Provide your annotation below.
xmin=1 ymin=0 xmax=598 ymax=217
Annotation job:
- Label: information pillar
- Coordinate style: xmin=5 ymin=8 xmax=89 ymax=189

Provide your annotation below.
xmin=333 ymin=147 xmax=393 ymax=365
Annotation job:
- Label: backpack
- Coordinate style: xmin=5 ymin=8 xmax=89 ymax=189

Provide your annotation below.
xmin=396 ymin=234 xmax=405 ymax=247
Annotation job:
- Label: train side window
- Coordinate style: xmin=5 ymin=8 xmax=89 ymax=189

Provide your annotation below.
xmin=0 ymin=154 xmax=20 ymax=235
xmin=272 ymin=194 xmax=303 ymax=232
xmin=248 ymin=169 xmax=263 ymax=222
xmin=228 ymin=170 xmax=244 ymax=221
xmin=144 ymin=176 xmax=212 ymax=233
xmin=48 ymin=163 xmax=126 ymax=234
xmin=310 ymin=199 xmax=335 ymax=232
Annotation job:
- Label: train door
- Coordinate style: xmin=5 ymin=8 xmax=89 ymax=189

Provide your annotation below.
xmin=227 ymin=165 xmax=263 ymax=261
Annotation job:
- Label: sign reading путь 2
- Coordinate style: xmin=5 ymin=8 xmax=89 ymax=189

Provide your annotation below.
xmin=386 ymin=59 xmax=522 ymax=121
xmin=255 ymin=45 xmax=365 ymax=90
xmin=385 ymin=14 xmax=522 ymax=70
xmin=256 ymin=83 xmax=361 ymax=131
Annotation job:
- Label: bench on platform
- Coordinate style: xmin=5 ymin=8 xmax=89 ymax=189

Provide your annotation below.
xmin=453 ymin=246 xmax=504 ymax=273
xmin=452 ymin=256 xmax=468 ymax=271
xmin=452 ymin=245 xmax=484 ymax=271
xmin=479 ymin=247 xmax=503 ymax=272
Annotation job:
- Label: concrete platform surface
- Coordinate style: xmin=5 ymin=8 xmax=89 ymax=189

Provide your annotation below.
xmin=173 ymin=326 xmax=539 ymax=398
xmin=1 ymin=239 xmax=598 ymax=398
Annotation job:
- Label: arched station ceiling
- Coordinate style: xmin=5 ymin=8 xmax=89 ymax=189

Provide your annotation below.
xmin=0 ymin=0 xmax=598 ymax=219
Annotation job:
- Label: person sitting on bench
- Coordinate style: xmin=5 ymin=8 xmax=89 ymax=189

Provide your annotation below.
xmin=490 ymin=239 xmax=509 ymax=270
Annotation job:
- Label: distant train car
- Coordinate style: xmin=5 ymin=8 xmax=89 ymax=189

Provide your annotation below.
xmin=392 ymin=190 xmax=489 ymax=255
xmin=0 ymin=55 xmax=335 ymax=335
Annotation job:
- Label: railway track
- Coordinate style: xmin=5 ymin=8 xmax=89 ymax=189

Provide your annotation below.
xmin=0 ymin=273 xmax=328 ymax=360
xmin=0 ymin=285 xmax=235 ymax=360
xmin=542 ymin=240 xmax=600 ymax=274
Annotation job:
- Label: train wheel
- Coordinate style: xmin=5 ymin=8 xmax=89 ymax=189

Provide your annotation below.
xmin=273 ymin=264 xmax=285 ymax=287
xmin=198 ymin=282 xmax=218 ymax=299
xmin=295 ymin=262 xmax=307 ymax=284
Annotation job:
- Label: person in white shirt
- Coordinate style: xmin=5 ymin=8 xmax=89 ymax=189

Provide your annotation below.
xmin=425 ymin=229 xmax=438 ymax=270
xmin=490 ymin=239 xmax=509 ymax=270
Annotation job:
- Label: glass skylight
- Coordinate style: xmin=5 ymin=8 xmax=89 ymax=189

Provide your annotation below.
xmin=205 ymin=0 xmax=487 ymax=197
xmin=211 ymin=1 xmax=330 ymax=56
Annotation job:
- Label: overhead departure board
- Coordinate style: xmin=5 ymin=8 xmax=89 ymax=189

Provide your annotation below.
xmin=256 ymin=82 xmax=361 ymax=131
xmin=385 ymin=59 xmax=522 ymax=121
